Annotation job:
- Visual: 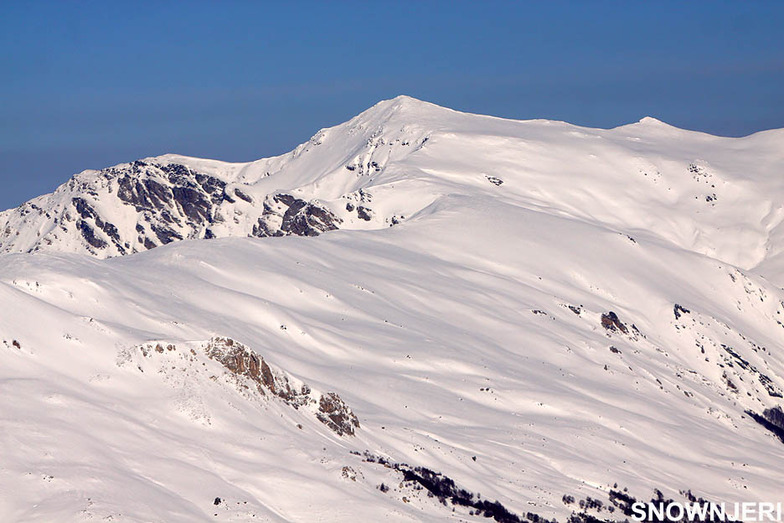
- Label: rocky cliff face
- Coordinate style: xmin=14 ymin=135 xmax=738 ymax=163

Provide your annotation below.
xmin=132 ymin=337 xmax=360 ymax=437
xmin=0 ymin=159 xmax=342 ymax=257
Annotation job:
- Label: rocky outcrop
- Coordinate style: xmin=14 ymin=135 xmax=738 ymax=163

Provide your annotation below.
xmin=129 ymin=337 xmax=360 ymax=436
xmin=204 ymin=336 xmax=312 ymax=409
xmin=0 ymin=159 xmax=345 ymax=257
xmin=252 ymin=194 xmax=341 ymax=238
xmin=746 ymin=406 xmax=784 ymax=444
xmin=317 ymin=392 xmax=360 ymax=436
xmin=114 ymin=161 xmax=231 ymax=249
xmin=673 ymin=303 xmax=690 ymax=320
xmin=202 ymin=337 xmax=360 ymax=436
xmin=600 ymin=311 xmax=628 ymax=334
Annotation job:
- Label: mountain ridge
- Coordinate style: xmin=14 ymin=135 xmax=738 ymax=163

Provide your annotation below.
xmin=3 ymin=96 xmax=784 ymax=282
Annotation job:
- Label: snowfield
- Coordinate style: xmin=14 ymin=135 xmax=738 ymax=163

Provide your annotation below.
xmin=1 ymin=96 xmax=784 ymax=522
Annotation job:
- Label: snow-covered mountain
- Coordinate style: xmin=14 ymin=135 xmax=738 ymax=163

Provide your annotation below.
xmin=2 ymin=96 xmax=784 ymax=522
xmin=5 ymin=96 xmax=784 ymax=272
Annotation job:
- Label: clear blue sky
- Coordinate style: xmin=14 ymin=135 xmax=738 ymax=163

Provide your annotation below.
xmin=1 ymin=1 xmax=782 ymax=210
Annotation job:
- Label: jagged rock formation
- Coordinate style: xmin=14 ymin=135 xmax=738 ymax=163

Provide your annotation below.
xmin=134 ymin=337 xmax=360 ymax=437
xmin=252 ymin=193 xmax=341 ymax=238
xmin=600 ymin=311 xmax=628 ymax=334
xmin=0 ymin=159 xmax=343 ymax=257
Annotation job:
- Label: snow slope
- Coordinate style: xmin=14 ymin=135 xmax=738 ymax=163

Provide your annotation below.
xmin=2 ymin=97 xmax=784 ymax=522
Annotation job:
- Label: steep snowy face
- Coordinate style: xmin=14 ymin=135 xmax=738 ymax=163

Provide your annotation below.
xmin=3 ymin=95 xmax=784 ymax=271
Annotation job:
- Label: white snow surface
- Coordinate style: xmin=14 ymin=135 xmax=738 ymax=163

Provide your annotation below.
xmin=1 ymin=96 xmax=784 ymax=521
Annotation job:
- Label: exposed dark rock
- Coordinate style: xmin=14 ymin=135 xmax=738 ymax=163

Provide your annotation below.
xmin=158 ymin=209 xmax=181 ymax=226
xmin=150 ymin=223 xmax=183 ymax=245
xmin=673 ymin=304 xmax=690 ymax=319
xmin=317 ymin=393 xmax=360 ymax=436
xmin=142 ymin=237 xmax=157 ymax=250
xmin=765 ymin=406 xmax=784 ymax=431
xmin=118 ymin=175 xmax=172 ymax=211
xmin=115 ymin=163 xmax=228 ymax=237
xmin=758 ymin=373 xmax=782 ymax=398
xmin=72 ymin=197 xmax=124 ymax=251
xmin=363 ymin=451 xmax=534 ymax=523
xmin=72 ymin=197 xmax=97 ymax=220
xmin=251 ymin=193 xmax=341 ymax=238
xmin=723 ymin=345 xmax=783 ymax=397
xmin=172 ymin=186 xmax=212 ymax=222
xmin=99 ymin=221 xmax=122 ymax=244
xmin=747 ymin=406 xmax=784 ymax=445
xmin=364 ymin=453 xmax=722 ymax=523
xmin=600 ymin=312 xmax=628 ymax=334
xmin=252 ymin=218 xmax=284 ymax=238
xmin=234 ymin=188 xmax=253 ymax=203
xmin=280 ymin=196 xmax=340 ymax=236
xmin=5 ymin=158 xmax=352 ymax=257
xmin=193 ymin=172 xmax=227 ymax=204
xmin=356 ymin=206 xmax=372 ymax=221
xmin=203 ymin=337 xmax=358 ymax=436
xmin=77 ymin=220 xmax=108 ymax=249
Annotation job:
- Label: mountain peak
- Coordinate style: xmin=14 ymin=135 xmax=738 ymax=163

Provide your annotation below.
xmin=380 ymin=94 xmax=438 ymax=110
xmin=636 ymin=116 xmax=671 ymax=126
xmin=354 ymin=95 xmax=454 ymax=126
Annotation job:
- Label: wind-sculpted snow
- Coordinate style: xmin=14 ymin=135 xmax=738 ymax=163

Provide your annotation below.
xmin=2 ymin=97 xmax=784 ymax=521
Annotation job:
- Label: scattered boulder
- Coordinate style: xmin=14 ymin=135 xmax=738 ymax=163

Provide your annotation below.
xmin=601 ymin=312 xmax=628 ymax=334
xmin=485 ymin=175 xmax=504 ymax=186
xmin=356 ymin=206 xmax=373 ymax=221
xmin=673 ymin=304 xmax=690 ymax=320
